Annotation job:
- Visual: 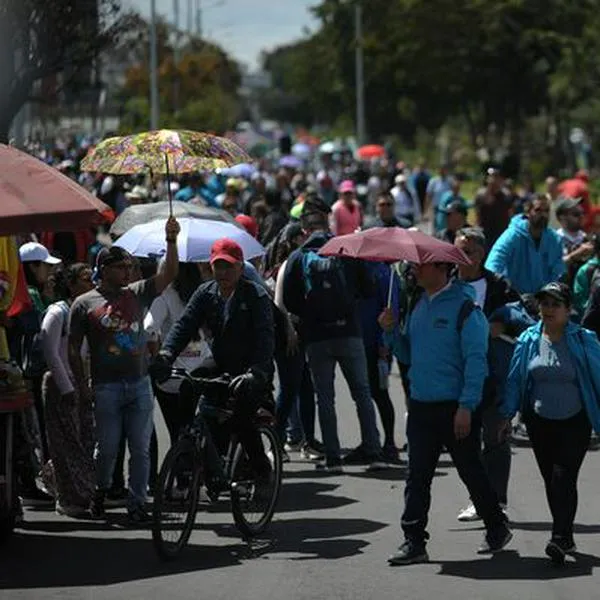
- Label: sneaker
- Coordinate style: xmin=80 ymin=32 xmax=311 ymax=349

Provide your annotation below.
xmin=127 ymin=504 xmax=151 ymax=525
xmin=301 ymin=442 xmax=324 ymax=461
xmin=366 ymin=453 xmax=389 ymax=471
xmin=284 ymin=439 xmax=303 ymax=453
xmin=315 ymin=460 xmax=343 ymax=474
xmin=546 ymin=537 xmax=576 ymax=564
xmin=20 ymin=487 xmax=54 ymax=507
xmin=382 ymin=445 xmax=401 ymax=464
xmin=90 ymin=490 xmax=106 ymax=520
xmin=343 ymin=446 xmax=370 ymax=465
xmin=457 ymin=503 xmax=481 ymax=522
xmin=56 ymin=502 xmax=89 ymax=519
xmin=388 ymin=541 xmax=429 ymax=566
xmin=477 ymin=524 xmax=513 ymax=554
xmin=267 ymin=449 xmax=290 ymax=464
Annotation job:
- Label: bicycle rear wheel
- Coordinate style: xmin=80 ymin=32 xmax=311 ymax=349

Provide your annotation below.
xmin=152 ymin=438 xmax=202 ymax=560
xmin=230 ymin=424 xmax=282 ymax=538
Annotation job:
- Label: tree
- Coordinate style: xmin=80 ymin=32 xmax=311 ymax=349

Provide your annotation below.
xmin=0 ymin=0 xmax=133 ymax=142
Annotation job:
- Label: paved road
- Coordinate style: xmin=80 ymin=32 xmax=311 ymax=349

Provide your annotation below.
xmin=3 ymin=369 xmax=600 ymax=600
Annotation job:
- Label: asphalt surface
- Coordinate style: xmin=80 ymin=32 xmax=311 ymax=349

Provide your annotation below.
xmin=2 ymin=368 xmax=600 ymax=600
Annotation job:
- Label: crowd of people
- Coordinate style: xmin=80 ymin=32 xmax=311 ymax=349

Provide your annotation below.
xmin=4 ymin=139 xmax=600 ymax=568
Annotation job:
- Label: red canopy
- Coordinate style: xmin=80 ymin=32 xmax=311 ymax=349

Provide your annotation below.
xmin=0 ymin=144 xmax=111 ymax=236
xmin=357 ymin=144 xmax=386 ymax=160
xmin=319 ymin=227 xmax=472 ymax=265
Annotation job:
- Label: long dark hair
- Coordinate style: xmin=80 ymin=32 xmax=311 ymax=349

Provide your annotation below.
xmin=23 ymin=262 xmax=44 ymax=291
xmin=172 ymin=262 xmax=205 ymax=304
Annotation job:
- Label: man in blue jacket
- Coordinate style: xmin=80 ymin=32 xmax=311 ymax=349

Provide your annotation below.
xmin=379 ymin=261 xmax=512 ymax=565
xmin=485 ymin=194 xmax=565 ymax=294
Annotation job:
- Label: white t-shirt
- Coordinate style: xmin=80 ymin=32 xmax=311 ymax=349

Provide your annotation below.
xmin=467 ymin=277 xmax=488 ymax=308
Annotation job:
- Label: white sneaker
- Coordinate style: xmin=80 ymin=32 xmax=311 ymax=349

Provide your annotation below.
xmin=457 ymin=503 xmax=482 ymax=522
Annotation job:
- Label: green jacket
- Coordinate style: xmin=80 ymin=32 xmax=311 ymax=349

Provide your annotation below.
xmin=573 ymin=257 xmax=600 ymax=316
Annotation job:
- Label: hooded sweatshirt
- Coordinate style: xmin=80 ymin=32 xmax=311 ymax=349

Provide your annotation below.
xmin=384 ymin=280 xmax=489 ymax=411
xmin=485 ymin=215 xmax=565 ymax=294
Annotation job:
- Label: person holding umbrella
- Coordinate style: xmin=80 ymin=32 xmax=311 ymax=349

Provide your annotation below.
xmin=68 ymin=217 xmax=181 ymax=524
xmin=378 ymin=248 xmax=512 ymax=564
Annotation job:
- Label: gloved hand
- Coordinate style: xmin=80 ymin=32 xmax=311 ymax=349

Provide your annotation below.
xmin=229 ymin=372 xmax=257 ymax=398
xmin=149 ymin=353 xmax=174 ymax=384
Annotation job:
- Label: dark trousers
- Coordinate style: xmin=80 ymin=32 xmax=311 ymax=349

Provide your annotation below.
xmin=525 ymin=410 xmax=591 ymax=542
xmin=275 ymin=347 xmax=316 ymax=445
xmin=365 ymin=345 xmax=396 ymax=448
xmin=155 ymin=384 xmax=198 ymax=447
xmin=480 ymin=402 xmax=511 ymax=506
xmin=402 ymin=401 xmax=505 ymax=546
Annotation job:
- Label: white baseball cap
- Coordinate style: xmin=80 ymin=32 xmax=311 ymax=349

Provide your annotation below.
xmin=19 ymin=242 xmax=61 ymax=265
xmin=395 ymin=174 xmax=407 ymax=184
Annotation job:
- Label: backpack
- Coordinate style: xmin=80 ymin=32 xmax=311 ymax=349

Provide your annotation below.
xmin=301 ymin=250 xmax=354 ymax=324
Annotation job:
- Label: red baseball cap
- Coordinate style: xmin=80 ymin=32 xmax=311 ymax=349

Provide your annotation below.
xmin=210 ymin=238 xmax=244 ymax=265
xmin=235 ymin=214 xmax=258 ymax=238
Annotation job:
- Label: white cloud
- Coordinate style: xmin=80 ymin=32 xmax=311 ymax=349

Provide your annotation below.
xmin=128 ymin=0 xmax=318 ymax=70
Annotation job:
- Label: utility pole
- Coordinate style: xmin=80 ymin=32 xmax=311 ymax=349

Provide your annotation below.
xmin=173 ymin=0 xmax=180 ymax=114
xmin=187 ymin=0 xmax=193 ymax=35
xmin=150 ymin=0 xmax=159 ymax=129
xmin=355 ymin=1 xmax=366 ymax=145
xmin=196 ymin=0 xmax=202 ymax=37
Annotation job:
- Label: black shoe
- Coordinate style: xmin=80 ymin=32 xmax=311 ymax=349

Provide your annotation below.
xmin=477 ymin=524 xmax=513 ymax=554
xmin=382 ymin=445 xmax=401 ymax=464
xmin=546 ymin=537 xmax=576 ymax=564
xmin=388 ymin=541 xmax=429 ymax=566
xmin=105 ymin=486 xmax=127 ymax=507
xmin=343 ymin=446 xmax=370 ymax=465
xmin=90 ymin=490 xmax=106 ymax=520
xmin=127 ymin=504 xmax=151 ymax=525
xmin=20 ymin=487 xmax=54 ymax=507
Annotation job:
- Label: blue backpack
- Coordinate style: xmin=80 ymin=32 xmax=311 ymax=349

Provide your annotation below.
xmin=301 ymin=250 xmax=355 ymax=324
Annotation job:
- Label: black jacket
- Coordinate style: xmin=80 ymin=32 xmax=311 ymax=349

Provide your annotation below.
xmin=481 ymin=269 xmax=522 ymax=318
xmin=162 ymin=278 xmax=274 ymax=386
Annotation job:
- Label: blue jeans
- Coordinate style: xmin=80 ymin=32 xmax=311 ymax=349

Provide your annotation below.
xmin=306 ymin=336 xmax=381 ymax=463
xmin=94 ymin=376 xmax=154 ymax=509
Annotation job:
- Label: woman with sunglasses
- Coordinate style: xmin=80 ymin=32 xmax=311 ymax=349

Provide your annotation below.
xmin=500 ymin=282 xmax=600 ymax=565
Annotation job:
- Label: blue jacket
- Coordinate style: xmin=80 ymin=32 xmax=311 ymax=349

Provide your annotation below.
xmin=485 ymin=215 xmax=565 ymax=294
xmin=501 ymin=322 xmax=600 ymax=434
xmin=384 ymin=280 xmax=489 ymax=411
xmin=359 ymin=262 xmax=401 ymax=349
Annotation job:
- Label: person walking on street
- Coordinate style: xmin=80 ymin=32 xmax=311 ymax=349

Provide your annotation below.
xmin=379 ymin=262 xmax=512 ymax=565
xmin=502 ymin=283 xmax=600 ymax=565
xmin=485 ymin=194 xmax=565 ymax=294
xmin=391 ymin=174 xmax=420 ymax=226
xmin=283 ymin=210 xmax=384 ymax=473
xmin=371 ymin=192 xmax=411 ymax=229
xmin=331 ymin=180 xmax=363 ymax=236
xmin=453 ymin=228 xmax=521 ymax=522
xmin=474 ymin=168 xmax=513 ymax=251
xmin=69 ymin=217 xmax=180 ymax=524
xmin=425 ymin=163 xmax=453 ymax=229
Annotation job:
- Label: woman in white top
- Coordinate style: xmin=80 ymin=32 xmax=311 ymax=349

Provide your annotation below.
xmin=144 ymin=262 xmax=215 ymax=447
xmin=40 ymin=263 xmax=95 ymax=517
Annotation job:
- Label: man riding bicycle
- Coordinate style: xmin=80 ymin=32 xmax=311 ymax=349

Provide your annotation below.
xmin=151 ymin=238 xmax=275 ymax=482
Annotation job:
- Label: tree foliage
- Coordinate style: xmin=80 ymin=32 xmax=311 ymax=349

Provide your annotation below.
xmin=261 ymin=0 xmax=600 ymax=148
xmin=0 ymin=0 xmax=133 ymax=141
xmin=118 ymin=16 xmax=241 ymax=134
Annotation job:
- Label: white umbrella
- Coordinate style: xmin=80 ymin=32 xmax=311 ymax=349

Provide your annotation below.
xmin=115 ymin=218 xmax=265 ymax=262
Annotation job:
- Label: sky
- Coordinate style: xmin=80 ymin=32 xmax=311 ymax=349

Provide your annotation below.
xmin=128 ymin=0 xmax=319 ymax=71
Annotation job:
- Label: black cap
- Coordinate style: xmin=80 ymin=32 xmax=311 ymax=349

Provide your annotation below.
xmin=535 ymin=282 xmax=572 ymax=306
xmin=303 ymin=190 xmax=331 ymax=215
xmin=555 ymin=197 xmax=582 ymax=217
xmin=96 ymin=246 xmax=132 ymax=271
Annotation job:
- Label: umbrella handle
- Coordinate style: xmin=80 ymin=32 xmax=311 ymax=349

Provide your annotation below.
xmin=164 ymin=153 xmax=173 ymax=217
xmin=387 ymin=266 xmax=394 ymax=308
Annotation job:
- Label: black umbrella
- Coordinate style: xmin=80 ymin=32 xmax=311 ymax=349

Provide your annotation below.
xmin=110 ymin=200 xmax=239 ymax=237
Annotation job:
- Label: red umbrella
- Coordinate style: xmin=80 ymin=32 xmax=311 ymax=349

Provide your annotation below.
xmin=319 ymin=227 xmax=471 ymax=306
xmin=319 ymin=227 xmax=471 ymax=265
xmin=357 ymin=144 xmax=386 ymax=160
xmin=0 ymin=144 xmax=111 ymax=236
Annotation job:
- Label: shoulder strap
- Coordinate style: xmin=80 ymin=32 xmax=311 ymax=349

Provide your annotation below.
xmin=457 ymin=299 xmax=476 ymax=332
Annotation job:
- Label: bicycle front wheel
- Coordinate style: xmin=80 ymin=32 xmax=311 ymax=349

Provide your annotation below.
xmin=230 ymin=424 xmax=282 ymax=538
xmin=152 ymin=438 xmax=202 ymax=561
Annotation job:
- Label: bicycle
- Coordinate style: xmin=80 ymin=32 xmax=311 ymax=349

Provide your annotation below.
xmin=151 ymin=370 xmax=283 ymax=561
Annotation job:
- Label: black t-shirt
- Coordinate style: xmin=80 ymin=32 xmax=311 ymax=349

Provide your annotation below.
xmin=475 ymin=188 xmax=513 ymax=249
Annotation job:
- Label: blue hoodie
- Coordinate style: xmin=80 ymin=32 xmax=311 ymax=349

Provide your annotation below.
xmin=384 ymin=280 xmax=489 ymax=411
xmin=485 ymin=215 xmax=565 ymax=294
xmin=501 ymin=321 xmax=600 ymax=434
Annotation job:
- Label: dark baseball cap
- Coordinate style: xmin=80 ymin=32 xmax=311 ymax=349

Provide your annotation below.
xmin=96 ymin=246 xmax=132 ymax=270
xmin=443 ymin=201 xmax=468 ymax=216
xmin=535 ymin=282 xmax=572 ymax=306
xmin=210 ymin=238 xmax=244 ymax=265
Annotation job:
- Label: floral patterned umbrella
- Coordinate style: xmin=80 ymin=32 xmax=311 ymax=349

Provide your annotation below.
xmin=80 ymin=129 xmax=251 ymax=175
